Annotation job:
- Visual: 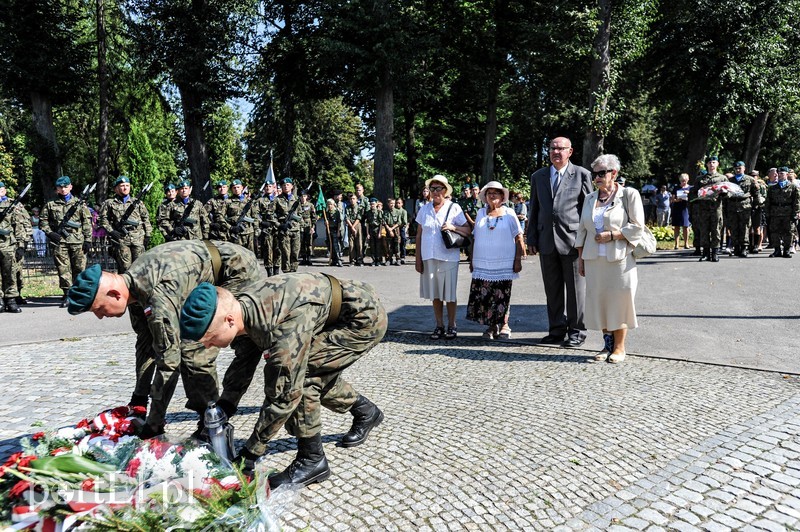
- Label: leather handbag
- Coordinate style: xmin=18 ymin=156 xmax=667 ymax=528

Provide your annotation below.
xmin=441 ymin=203 xmax=469 ymax=249
xmin=621 ymin=188 xmax=657 ymax=259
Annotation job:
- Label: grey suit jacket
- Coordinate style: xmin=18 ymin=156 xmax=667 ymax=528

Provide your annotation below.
xmin=526 ymin=161 xmax=593 ymax=255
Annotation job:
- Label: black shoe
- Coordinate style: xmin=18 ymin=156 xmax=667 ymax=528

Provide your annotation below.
xmin=692 ymin=248 xmax=702 ymax=256
xmin=540 ymin=334 xmax=565 ymax=345
xmin=341 ymin=395 xmax=384 ymax=448
xmin=268 ymin=434 xmax=331 ymax=489
xmin=430 ymin=326 xmax=445 ymax=340
xmin=15 ymin=296 xmax=27 ymax=305
xmin=771 ymin=250 xmax=782 ymax=257
xmin=233 ymin=448 xmax=260 ymax=475
xmin=4 ymin=298 xmax=21 ymax=313
xmin=138 ymin=424 xmax=166 ymax=440
xmin=784 ymin=250 xmax=793 ymax=258
xmin=711 ymin=249 xmax=719 ymax=262
xmin=562 ymin=336 xmax=586 ymax=348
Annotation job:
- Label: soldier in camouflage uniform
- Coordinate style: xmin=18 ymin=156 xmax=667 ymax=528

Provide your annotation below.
xmin=765 ymin=168 xmax=800 ymax=258
xmin=324 ymin=198 xmax=344 ymax=266
xmin=179 ymin=272 xmax=387 ymax=488
xmin=40 ymin=176 xmax=92 ymax=306
xmin=205 ymin=180 xmax=230 ymax=241
xmin=689 ymin=157 xmax=728 ymax=262
xmin=65 ymin=239 xmax=265 ymax=438
xmin=364 ymin=197 xmax=383 ymax=266
xmin=354 ymin=183 xmax=370 ymax=255
xmin=0 ymin=182 xmax=29 ymax=312
xmin=396 ymin=197 xmax=409 ymax=263
xmin=749 ymin=171 xmax=767 ymax=253
xmin=298 ymin=190 xmax=317 ymax=265
xmin=274 ymin=177 xmax=302 ymax=273
xmin=11 ymin=202 xmax=33 ymax=307
xmin=163 ymin=179 xmax=209 ymax=241
xmin=723 ymin=162 xmax=756 ymax=258
xmin=255 ymin=182 xmax=281 ymax=275
xmin=344 ymin=193 xmax=363 ymax=266
xmin=99 ymin=176 xmax=153 ymax=274
xmin=225 ymin=179 xmax=258 ymax=253
xmin=382 ymin=197 xmax=402 ymax=265
xmin=157 ymin=183 xmax=177 ymax=236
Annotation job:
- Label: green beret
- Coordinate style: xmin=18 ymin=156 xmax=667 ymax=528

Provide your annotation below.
xmin=779 ymin=166 xmax=790 ymax=172
xmin=164 ymin=183 xmax=177 ymax=191
xmin=369 ymin=197 xmax=378 ymax=203
xmin=114 ymin=176 xmax=131 ymax=187
xmin=67 ymin=264 xmax=102 ymax=315
xmin=471 ymin=183 xmax=479 ymax=188
xmin=0 ymin=182 xmax=5 ymax=188
xmin=216 ymin=180 xmax=229 ymax=187
xmin=178 ymin=179 xmax=192 ymax=188
xmin=56 ymin=176 xmax=71 ymax=187
xmin=462 ymin=184 xmax=470 ymax=191
xmin=232 ymin=179 xmax=244 ymax=186
xmin=180 ymin=282 xmax=218 ymax=341
xmin=282 ymin=177 xmax=293 ymax=184
xmin=734 ymin=161 xmax=745 ymax=167
xmin=707 ymin=156 xmax=719 ymax=162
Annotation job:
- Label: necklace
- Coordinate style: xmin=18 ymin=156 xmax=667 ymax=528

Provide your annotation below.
xmin=487 ymin=215 xmax=502 ymax=230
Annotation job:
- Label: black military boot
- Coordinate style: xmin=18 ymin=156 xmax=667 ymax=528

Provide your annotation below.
xmin=268 ymin=434 xmax=331 ymax=489
xmin=693 ymin=247 xmax=702 ymax=256
xmin=59 ymin=290 xmax=69 ymax=308
xmin=4 ymin=298 xmax=21 ymax=313
xmin=15 ymin=296 xmax=27 ymax=305
xmin=698 ymin=247 xmax=707 ymax=262
xmin=341 ymin=395 xmax=384 ymax=448
xmin=711 ymin=248 xmax=719 ymax=262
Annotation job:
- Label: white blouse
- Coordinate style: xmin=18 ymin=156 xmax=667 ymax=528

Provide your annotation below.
xmin=592 ymin=203 xmax=611 ymax=258
xmin=415 ymin=200 xmax=467 ymax=262
xmin=471 ymin=206 xmax=522 ymax=281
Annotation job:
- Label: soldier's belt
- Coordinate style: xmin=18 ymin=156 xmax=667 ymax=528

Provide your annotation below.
xmin=203 ymin=240 xmax=223 ymax=285
xmin=322 ymin=274 xmax=342 ymax=327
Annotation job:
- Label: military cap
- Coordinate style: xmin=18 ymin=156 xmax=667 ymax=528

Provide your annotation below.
xmin=56 ymin=176 xmax=71 ymax=186
xmin=462 ymin=184 xmax=471 ymax=191
xmin=472 ymin=182 xmax=479 ymax=188
xmin=0 ymin=182 xmax=5 ymax=188
xmin=779 ymin=166 xmax=790 ymax=172
xmin=734 ymin=161 xmax=745 ymax=167
xmin=707 ymin=156 xmax=719 ymax=162
xmin=215 ymin=180 xmax=229 ymax=187
xmin=178 ymin=179 xmax=192 ymax=187
xmin=66 ymin=264 xmax=102 ymax=315
xmin=369 ymin=197 xmax=378 ymax=203
xmin=231 ymin=179 xmax=243 ymax=186
xmin=300 ymin=189 xmax=309 ymax=195
xmin=113 ymin=176 xmax=131 ymax=187
xmin=164 ymin=183 xmax=177 ymax=191
xmin=180 ymin=282 xmax=218 ymax=341
xmin=282 ymin=177 xmax=293 ymax=184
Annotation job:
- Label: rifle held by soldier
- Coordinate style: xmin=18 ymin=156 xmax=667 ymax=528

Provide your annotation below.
xmin=0 ymin=183 xmax=31 ymax=225
xmin=48 ymin=182 xmax=97 ymax=245
xmin=109 ymin=182 xmax=155 ymax=244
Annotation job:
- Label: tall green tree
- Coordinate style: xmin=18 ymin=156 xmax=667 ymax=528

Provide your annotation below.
xmin=125 ymin=119 xmax=165 ymax=245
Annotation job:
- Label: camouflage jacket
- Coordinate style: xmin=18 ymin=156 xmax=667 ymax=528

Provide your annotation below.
xmin=0 ymin=199 xmax=29 ymax=249
xmin=766 ymin=182 xmax=800 ymax=218
xmin=255 ymin=196 xmax=279 ymax=234
xmin=325 ymin=208 xmax=343 ymax=236
xmin=298 ymin=201 xmax=316 ymax=230
xmin=123 ymin=240 xmax=262 ymax=369
xmin=363 ymin=208 xmax=383 ymax=229
xmin=99 ymin=195 xmax=153 ymax=243
xmin=691 ymin=172 xmax=728 ymax=213
xmin=204 ymin=196 xmax=230 ymax=240
xmin=157 ymin=199 xmax=174 ymax=236
xmin=40 ymin=195 xmax=92 ymax=245
xmin=724 ymin=175 xmax=757 ymax=212
xmin=163 ymin=198 xmax=209 ymax=241
xmin=225 ymin=196 xmax=258 ymax=238
xmin=274 ymin=194 xmax=301 ymax=233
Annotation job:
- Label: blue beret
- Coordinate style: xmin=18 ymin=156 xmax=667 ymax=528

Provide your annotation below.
xmin=114 ymin=176 xmax=130 ymax=187
xmin=369 ymin=197 xmax=378 ymax=203
xmin=282 ymin=177 xmax=293 ymax=184
xmin=216 ymin=180 xmax=229 ymax=187
xmin=178 ymin=179 xmax=192 ymax=188
xmin=471 ymin=183 xmax=479 ymax=188
xmin=707 ymin=156 xmax=719 ymax=162
xmin=67 ymin=264 xmax=102 ymax=315
xmin=734 ymin=161 xmax=745 ymax=167
xmin=180 ymin=282 xmax=218 ymax=341
xmin=232 ymin=179 xmax=243 ymax=186
xmin=56 ymin=176 xmax=71 ymax=186
xmin=164 ymin=183 xmax=176 ymax=191
xmin=779 ymin=166 xmax=790 ymax=172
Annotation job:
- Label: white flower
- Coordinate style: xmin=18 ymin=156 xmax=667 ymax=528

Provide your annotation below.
xmin=178 ymin=503 xmax=206 ymax=523
xmin=179 ymin=448 xmax=213 ymax=486
xmin=133 ymin=449 xmax=158 ymax=481
xmin=150 ymin=449 xmax=179 ymax=482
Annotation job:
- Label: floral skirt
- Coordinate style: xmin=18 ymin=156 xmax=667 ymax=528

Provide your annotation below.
xmin=465 ymin=279 xmax=513 ymax=327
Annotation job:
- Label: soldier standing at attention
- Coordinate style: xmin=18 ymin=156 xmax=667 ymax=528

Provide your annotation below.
xmin=0 ymin=181 xmax=28 ymax=313
xmin=383 ymin=197 xmax=402 ymax=265
xmin=354 ymin=183 xmax=370 ymax=256
xmin=179 ymin=273 xmax=387 ymax=488
xmin=298 ymin=189 xmax=317 ymax=265
xmin=275 ymin=177 xmax=302 ymax=273
xmin=226 ymin=179 xmax=258 ymax=253
xmin=164 ymin=179 xmax=209 ymax=241
xmin=256 ymin=181 xmax=281 ymax=276
xmin=10 ymin=201 xmax=33 ymax=307
xmin=205 ymin=180 xmax=230 ymax=241
xmin=65 ymin=239 xmax=265 ymax=439
xmin=40 ymin=176 xmax=92 ymax=307
xmin=690 ymin=156 xmax=728 ymax=262
xmin=100 ymin=176 xmax=153 ymax=274
xmin=396 ymin=198 xmax=409 ymax=263
xmin=723 ymin=162 xmax=756 ymax=258
xmin=766 ymin=167 xmax=800 ymax=258
xmin=157 ymin=183 xmax=177 ymax=237
xmin=345 ymin=193 xmax=364 ymax=266
xmin=364 ymin=197 xmax=383 ymax=266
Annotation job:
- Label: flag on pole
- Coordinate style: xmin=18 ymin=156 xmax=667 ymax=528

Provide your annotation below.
xmin=315 ymin=184 xmax=326 ymax=214
xmin=265 ymin=151 xmax=275 ymax=185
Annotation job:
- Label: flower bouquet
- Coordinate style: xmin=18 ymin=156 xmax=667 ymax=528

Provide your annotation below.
xmin=0 ymin=406 xmax=299 ymax=531
xmin=693 ymin=181 xmax=744 ymax=201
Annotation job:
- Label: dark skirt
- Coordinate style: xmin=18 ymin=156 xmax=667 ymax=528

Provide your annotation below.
xmin=465 ymin=279 xmax=513 ymax=327
xmin=671 ymin=201 xmax=690 ymax=227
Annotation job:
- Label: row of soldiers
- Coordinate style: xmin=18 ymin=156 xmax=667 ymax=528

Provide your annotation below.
xmin=690 ymin=159 xmax=800 ymax=262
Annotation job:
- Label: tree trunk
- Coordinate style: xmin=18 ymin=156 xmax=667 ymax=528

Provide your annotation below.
xmin=30 ymin=91 xmax=61 ymax=200
xmin=582 ymin=0 xmax=612 ymax=168
xmin=96 ymin=0 xmax=109 ymax=204
xmin=682 ymin=123 xmax=710 ymax=175
xmin=178 ymin=84 xmax=212 ymax=201
xmin=281 ymin=102 xmax=296 ymax=179
xmin=743 ymin=110 xmax=770 ymax=172
xmin=404 ymin=107 xmax=418 ymax=195
xmin=481 ymin=81 xmax=498 ymax=185
xmin=373 ymin=68 xmax=394 ymax=202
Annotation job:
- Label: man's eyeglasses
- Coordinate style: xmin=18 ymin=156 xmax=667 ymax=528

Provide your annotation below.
xmin=550 ymin=146 xmax=571 ymax=152
xmin=429 ymin=186 xmax=446 ymax=192
xmin=592 ymin=169 xmax=613 ymax=179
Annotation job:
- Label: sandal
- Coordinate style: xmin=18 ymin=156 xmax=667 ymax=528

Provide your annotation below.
xmin=497 ymin=325 xmax=512 ymax=339
xmin=482 ymin=327 xmax=495 ymax=340
xmin=444 ymin=326 xmax=458 ymax=340
xmin=608 ymin=351 xmax=626 ymax=364
xmin=594 ymin=333 xmax=614 ymax=362
xmin=430 ymin=326 xmax=445 ymax=340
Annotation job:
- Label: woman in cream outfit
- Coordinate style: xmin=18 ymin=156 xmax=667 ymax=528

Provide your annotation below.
xmin=576 ymin=154 xmax=645 ymax=363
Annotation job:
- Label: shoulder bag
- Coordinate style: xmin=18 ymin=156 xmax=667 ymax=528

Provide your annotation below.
xmin=441 ymin=202 xmax=469 ymax=249
xmin=620 ymin=188 xmax=657 ymax=259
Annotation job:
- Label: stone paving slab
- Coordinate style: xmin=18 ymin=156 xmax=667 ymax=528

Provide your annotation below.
xmin=2 ymin=332 xmax=800 ymax=530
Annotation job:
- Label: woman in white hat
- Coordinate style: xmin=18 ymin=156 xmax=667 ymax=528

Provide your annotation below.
xmin=415 ymin=174 xmax=471 ymax=340
xmin=465 ymin=181 xmax=524 ymax=339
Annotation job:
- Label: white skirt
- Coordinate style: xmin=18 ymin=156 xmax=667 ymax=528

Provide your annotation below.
xmin=420 ymin=259 xmax=460 ymax=302
xmin=584 ymin=253 xmax=638 ymax=331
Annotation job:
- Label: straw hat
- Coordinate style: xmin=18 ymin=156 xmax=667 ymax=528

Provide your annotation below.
xmin=478 ymin=181 xmax=509 ymax=203
xmin=424 ymin=175 xmax=453 ymax=197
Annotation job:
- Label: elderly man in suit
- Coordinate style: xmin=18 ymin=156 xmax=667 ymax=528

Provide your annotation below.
xmin=526 ymin=136 xmax=593 ymax=347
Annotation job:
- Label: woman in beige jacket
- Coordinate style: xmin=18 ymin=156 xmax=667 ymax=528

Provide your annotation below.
xmin=575 ymin=154 xmax=645 ymax=363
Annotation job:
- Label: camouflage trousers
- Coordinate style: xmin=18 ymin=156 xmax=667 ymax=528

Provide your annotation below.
xmin=244 ymin=280 xmax=389 ymax=455
xmin=51 ymin=243 xmax=86 ymax=291
xmin=769 ymin=216 xmax=794 ymax=251
xmin=693 ymin=205 xmax=723 ymax=249
xmin=232 ymin=232 xmax=256 ymax=254
xmin=13 ymin=251 xmax=23 ymax=295
xmin=367 ymin=228 xmax=382 ymax=264
xmin=300 ymin=227 xmax=314 ymax=260
xmin=725 ymin=208 xmax=751 ymax=249
xmin=260 ymin=230 xmax=281 ymax=270
xmin=129 ymin=306 xmax=220 ymax=427
xmin=110 ymin=240 xmax=145 ymax=274
xmin=384 ymin=230 xmax=400 ymax=260
xmin=0 ymin=245 xmax=18 ymax=299
xmin=347 ymin=222 xmax=363 ymax=264
xmin=280 ymin=231 xmax=301 ymax=272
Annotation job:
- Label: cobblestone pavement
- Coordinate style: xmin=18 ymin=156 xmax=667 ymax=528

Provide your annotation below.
xmin=2 ymin=333 xmax=800 ymax=531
